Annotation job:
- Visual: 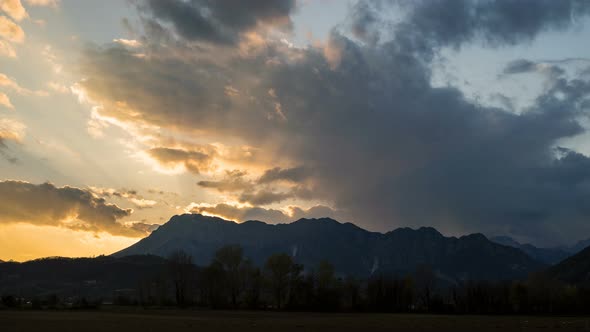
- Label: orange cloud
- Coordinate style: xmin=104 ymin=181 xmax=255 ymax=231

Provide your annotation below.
xmin=0 ymin=16 xmax=25 ymax=43
xmin=1 ymin=0 xmax=27 ymax=22
xmin=0 ymin=180 xmax=153 ymax=237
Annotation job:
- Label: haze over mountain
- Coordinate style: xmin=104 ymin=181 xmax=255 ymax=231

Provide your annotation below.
xmin=490 ymin=236 xmax=590 ymax=265
xmin=490 ymin=236 xmax=572 ymax=265
xmin=565 ymin=239 xmax=590 ymax=255
xmin=115 ymin=214 xmax=543 ymax=281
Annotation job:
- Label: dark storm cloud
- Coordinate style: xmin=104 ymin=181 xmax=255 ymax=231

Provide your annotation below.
xmin=349 ymin=0 xmax=381 ymax=46
xmin=392 ymin=0 xmax=590 ymax=56
xmin=0 ymin=180 xmax=152 ymax=237
xmin=137 ymin=0 xmax=297 ymax=45
xmin=80 ymin=0 xmax=590 ymax=244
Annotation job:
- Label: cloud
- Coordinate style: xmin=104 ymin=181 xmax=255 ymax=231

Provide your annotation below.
xmin=197 ymin=168 xmax=314 ymax=206
xmin=189 ymin=203 xmax=345 ymax=224
xmin=0 ymin=118 xmax=24 ymax=162
xmin=24 ymin=0 xmax=60 ymax=8
xmin=137 ymin=0 xmax=296 ymax=45
xmin=129 ymin=198 xmax=157 ymax=208
xmin=1 ymin=0 xmax=27 ymax=22
xmin=88 ymin=187 xmax=157 ymax=209
xmin=502 ymin=59 xmax=565 ymax=80
xmin=0 ymin=180 xmax=153 ymax=237
xmin=46 ymin=81 xmax=69 ymax=94
xmin=0 ymin=15 xmax=25 ymax=43
xmin=0 ymin=92 xmax=14 ymax=109
xmin=348 ymin=0 xmax=381 ymax=46
xmin=197 ymin=170 xmax=253 ymax=192
xmin=0 ymin=118 xmax=24 ymax=144
xmin=128 ymin=221 xmax=159 ymax=233
xmin=88 ymin=186 xmax=138 ymax=199
xmin=392 ymin=0 xmax=590 ymax=56
xmin=0 ymin=40 xmax=16 ymax=58
xmin=0 ymin=72 xmax=47 ymax=96
xmin=77 ymin=0 xmax=590 ymax=245
xmin=237 ymin=189 xmax=293 ymax=206
xmin=113 ymin=38 xmax=142 ymax=48
xmin=147 ymin=147 xmax=213 ymax=174
xmin=258 ymin=166 xmax=311 ymax=184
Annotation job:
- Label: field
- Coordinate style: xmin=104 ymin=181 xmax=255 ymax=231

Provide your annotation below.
xmin=1 ymin=310 xmax=590 ymax=332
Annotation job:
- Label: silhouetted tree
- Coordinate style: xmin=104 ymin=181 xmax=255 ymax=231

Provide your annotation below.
xmin=242 ymin=259 xmax=263 ymax=309
xmin=168 ymin=250 xmax=194 ymax=307
xmin=314 ymin=260 xmax=341 ymax=310
xmin=264 ymin=253 xmax=295 ymax=309
xmin=414 ymin=265 xmax=436 ymax=311
xmin=342 ymin=276 xmax=361 ymax=310
xmin=213 ymin=245 xmax=245 ymax=308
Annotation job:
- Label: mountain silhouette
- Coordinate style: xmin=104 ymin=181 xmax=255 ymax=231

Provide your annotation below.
xmin=115 ymin=214 xmax=543 ymax=280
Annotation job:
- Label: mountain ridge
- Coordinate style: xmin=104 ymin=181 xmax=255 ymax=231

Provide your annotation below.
xmin=115 ymin=214 xmax=543 ymax=280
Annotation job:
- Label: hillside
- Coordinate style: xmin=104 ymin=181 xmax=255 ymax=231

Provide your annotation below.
xmin=115 ymin=214 xmax=543 ymax=280
xmin=546 ymin=245 xmax=590 ymax=285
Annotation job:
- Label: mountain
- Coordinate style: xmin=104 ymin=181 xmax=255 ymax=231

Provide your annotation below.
xmin=546 ymin=245 xmax=590 ymax=285
xmin=490 ymin=236 xmax=570 ymax=265
xmin=567 ymin=239 xmax=590 ymax=254
xmin=115 ymin=214 xmax=543 ymax=280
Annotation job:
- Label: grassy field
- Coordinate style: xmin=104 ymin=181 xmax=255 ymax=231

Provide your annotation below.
xmin=1 ymin=310 xmax=590 ymax=331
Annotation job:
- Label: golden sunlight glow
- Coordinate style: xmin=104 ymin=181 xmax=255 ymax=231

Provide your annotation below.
xmin=0 ymin=224 xmax=140 ymax=262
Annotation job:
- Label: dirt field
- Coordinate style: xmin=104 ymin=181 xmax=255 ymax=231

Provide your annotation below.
xmin=1 ymin=310 xmax=590 ymax=332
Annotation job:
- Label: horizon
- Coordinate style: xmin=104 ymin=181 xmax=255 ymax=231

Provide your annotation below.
xmin=2 ymin=0 xmax=590 ymax=261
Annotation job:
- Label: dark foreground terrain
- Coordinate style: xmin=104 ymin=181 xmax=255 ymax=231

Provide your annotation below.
xmin=1 ymin=310 xmax=590 ymax=332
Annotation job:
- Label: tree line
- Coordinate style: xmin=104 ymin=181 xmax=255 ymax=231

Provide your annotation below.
xmin=2 ymin=245 xmax=590 ymax=314
xmin=143 ymin=245 xmax=590 ymax=314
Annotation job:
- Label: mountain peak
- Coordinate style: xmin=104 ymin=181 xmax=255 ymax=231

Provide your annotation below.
xmin=460 ymin=233 xmax=489 ymax=242
xmin=291 ymin=217 xmax=342 ymax=225
xmin=241 ymin=219 xmax=268 ymax=226
xmin=417 ymin=226 xmax=443 ymax=236
xmin=171 ymin=213 xmax=231 ymax=223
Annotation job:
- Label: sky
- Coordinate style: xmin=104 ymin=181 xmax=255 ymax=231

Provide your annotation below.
xmin=1 ymin=0 xmax=590 ymax=261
